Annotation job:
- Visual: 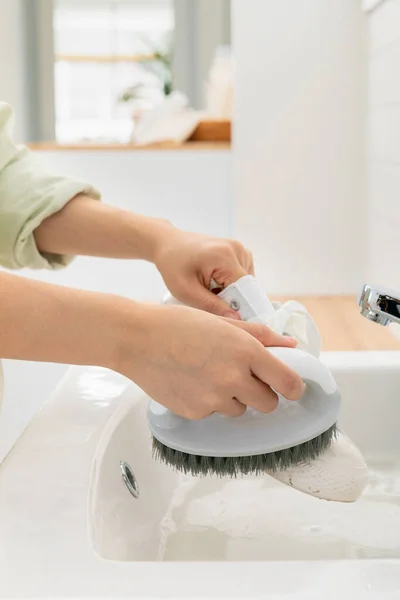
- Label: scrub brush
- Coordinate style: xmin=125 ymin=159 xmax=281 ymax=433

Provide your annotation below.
xmin=148 ymin=275 xmax=341 ymax=477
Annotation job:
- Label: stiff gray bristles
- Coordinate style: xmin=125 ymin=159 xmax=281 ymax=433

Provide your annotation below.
xmin=152 ymin=423 xmax=338 ymax=477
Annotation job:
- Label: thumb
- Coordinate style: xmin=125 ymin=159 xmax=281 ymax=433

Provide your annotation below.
xmin=186 ymin=283 xmax=241 ymax=319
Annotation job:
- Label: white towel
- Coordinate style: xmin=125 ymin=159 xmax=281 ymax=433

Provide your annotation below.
xmin=217 ymin=275 xmax=321 ymax=357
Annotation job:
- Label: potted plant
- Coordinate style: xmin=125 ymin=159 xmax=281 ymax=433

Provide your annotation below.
xmin=118 ymin=35 xmax=173 ymax=125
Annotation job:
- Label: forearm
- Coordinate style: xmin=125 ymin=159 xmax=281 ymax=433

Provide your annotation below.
xmin=0 ymin=271 xmax=145 ymax=368
xmin=34 ymin=194 xmax=175 ymax=262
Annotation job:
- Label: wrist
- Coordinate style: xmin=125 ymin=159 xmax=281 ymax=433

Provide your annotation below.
xmin=141 ymin=217 xmax=177 ymax=264
xmin=104 ymin=298 xmax=158 ymax=375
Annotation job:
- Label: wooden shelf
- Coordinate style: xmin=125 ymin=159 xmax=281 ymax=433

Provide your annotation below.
xmin=55 ymin=53 xmax=156 ymax=63
xmin=28 ymin=119 xmax=232 ymax=151
xmin=189 ymin=119 xmax=231 ymax=142
xmin=28 ymin=141 xmax=230 ymax=152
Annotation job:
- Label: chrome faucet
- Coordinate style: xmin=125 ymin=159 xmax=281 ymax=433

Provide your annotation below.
xmin=359 ymin=283 xmax=400 ymax=326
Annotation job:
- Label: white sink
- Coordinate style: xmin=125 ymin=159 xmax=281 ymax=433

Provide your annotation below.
xmin=1 ymin=352 xmax=400 ymax=598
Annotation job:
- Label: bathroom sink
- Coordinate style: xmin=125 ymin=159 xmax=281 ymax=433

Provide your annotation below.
xmin=1 ymin=352 xmax=400 ymax=597
xmin=90 ymin=352 xmax=400 ymax=563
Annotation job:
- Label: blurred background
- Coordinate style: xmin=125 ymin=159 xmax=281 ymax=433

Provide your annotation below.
xmin=0 ymin=0 xmax=232 ymax=143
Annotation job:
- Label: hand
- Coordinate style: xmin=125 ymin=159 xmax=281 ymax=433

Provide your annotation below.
xmin=154 ymin=230 xmax=254 ymax=319
xmin=0 ymin=271 xmax=302 ymax=420
xmin=34 ymin=196 xmax=252 ymax=320
xmin=115 ymin=304 xmax=303 ymax=419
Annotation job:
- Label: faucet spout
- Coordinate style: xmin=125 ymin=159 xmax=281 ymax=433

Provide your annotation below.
xmin=359 ymin=284 xmax=400 ymax=327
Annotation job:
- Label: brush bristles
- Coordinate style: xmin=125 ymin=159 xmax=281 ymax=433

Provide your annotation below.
xmin=152 ymin=423 xmax=338 ymax=477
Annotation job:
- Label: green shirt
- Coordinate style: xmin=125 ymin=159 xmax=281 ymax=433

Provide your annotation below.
xmin=0 ymin=102 xmax=100 ymax=270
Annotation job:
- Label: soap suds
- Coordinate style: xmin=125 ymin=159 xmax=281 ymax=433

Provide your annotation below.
xmin=160 ymin=461 xmax=400 ymax=561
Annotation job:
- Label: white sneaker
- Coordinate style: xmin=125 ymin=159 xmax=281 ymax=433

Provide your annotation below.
xmin=267 ymin=431 xmax=369 ymax=503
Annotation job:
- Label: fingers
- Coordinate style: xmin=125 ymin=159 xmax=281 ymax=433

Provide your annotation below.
xmin=207 ymin=240 xmax=251 ymax=288
xmin=212 ymin=263 xmax=248 ymax=289
xmin=245 ymin=249 xmax=255 ymax=275
xmin=217 ymin=397 xmax=247 ymax=417
xmin=229 ymin=241 xmax=254 ymax=278
xmin=167 ymin=239 xmax=255 ymax=318
xmin=184 ymin=284 xmax=242 ymax=320
xmin=216 ymin=375 xmax=279 ymax=417
xmin=214 ymin=379 xmax=278 ymax=417
xmin=235 ymin=376 xmax=279 ymax=413
xmin=222 ymin=318 xmax=297 ymax=349
xmin=186 ymin=392 xmax=247 ymax=419
xmin=250 ymin=347 xmax=305 ymax=401
xmin=180 ymin=378 xmax=280 ymax=420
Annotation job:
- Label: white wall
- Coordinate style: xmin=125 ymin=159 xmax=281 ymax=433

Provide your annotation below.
xmin=366 ymin=0 xmax=400 ymax=292
xmin=366 ymin=0 xmax=400 ymax=340
xmin=233 ymin=0 xmax=368 ymax=295
xmin=0 ymin=0 xmax=29 ymax=141
xmin=173 ymin=0 xmax=231 ymax=109
xmin=0 ymin=148 xmax=231 ymax=462
xmin=14 ymin=148 xmax=232 ymax=300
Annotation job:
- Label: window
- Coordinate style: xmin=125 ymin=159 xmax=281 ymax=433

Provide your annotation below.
xmin=53 ymin=0 xmax=174 ymax=143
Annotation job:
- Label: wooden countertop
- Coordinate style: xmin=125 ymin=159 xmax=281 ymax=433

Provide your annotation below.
xmin=272 ymin=295 xmax=400 ymax=352
xmin=28 ymin=141 xmax=231 ymax=152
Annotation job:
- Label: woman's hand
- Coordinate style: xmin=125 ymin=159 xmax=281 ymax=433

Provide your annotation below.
xmin=154 ymin=230 xmax=255 ymax=319
xmin=34 ymin=195 xmax=254 ymax=320
xmin=0 ymin=272 xmax=302 ymax=420
xmin=115 ymin=304 xmax=303 ymax=419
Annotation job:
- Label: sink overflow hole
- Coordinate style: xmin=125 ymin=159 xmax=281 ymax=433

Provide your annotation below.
xmin=120 ymin=460 xmax=139 ymax=499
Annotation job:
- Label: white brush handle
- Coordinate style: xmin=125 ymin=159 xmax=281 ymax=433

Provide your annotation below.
xmin=163 ymin=275 xmax=275 ymax=319
xmin=217 ymin=275 xmax=275 ymax=320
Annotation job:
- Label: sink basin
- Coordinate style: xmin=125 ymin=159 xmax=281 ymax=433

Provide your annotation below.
xmin=1 ymin=352 xmax=400 ymax=597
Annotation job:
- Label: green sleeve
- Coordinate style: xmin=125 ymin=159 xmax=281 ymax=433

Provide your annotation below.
xmin=0 ymin=102 xmax=101 ymax=270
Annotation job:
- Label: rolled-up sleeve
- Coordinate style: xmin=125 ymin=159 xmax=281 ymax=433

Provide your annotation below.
xmin=0 ymin=103 xmax=101 ymax=270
